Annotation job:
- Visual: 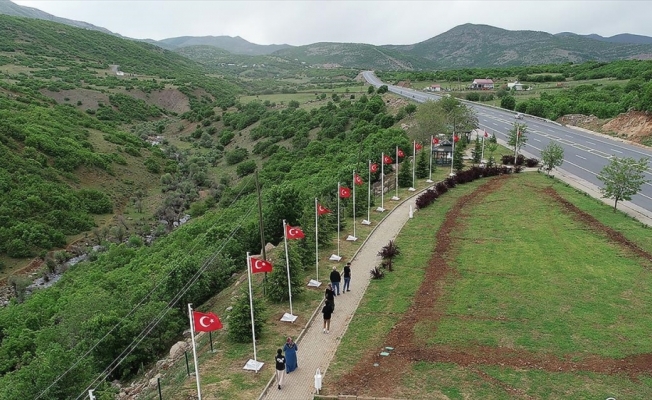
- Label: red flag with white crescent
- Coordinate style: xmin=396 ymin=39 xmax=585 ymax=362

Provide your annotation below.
xmin=433 ymin=137 xmax=440 ymax=145
xmin=317 ymin=203 xmax=331 ymax=215
xmin=285 ymin=224 xmax=305 ymax=239
xmin=250 ymin=256 xmax=273 ymax=274
xmin=453 ymin=135 xmax=459 ymax=143
xmin=339 ymin=186 xmax=351 ymax=198
xmin=354 ymin=174 xmax=363 ymax=186
xmin=193 ymin=311 xmax=223 ymax=332
xmin=397 ymin=149 xmax=405 ymax=157
xmin=383 ymin=155 xmax=393 ymax=164
xmin=415 ymin=142 xmax=423 ymax=150
xmin=484 ymin=130 xmax=489 ymax=138
xmin=370 ymin=163 xmax=379 ymax=173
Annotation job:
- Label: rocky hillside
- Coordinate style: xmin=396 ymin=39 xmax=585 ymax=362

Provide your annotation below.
xmin=560 ymin=111 xmax=652 ymax=146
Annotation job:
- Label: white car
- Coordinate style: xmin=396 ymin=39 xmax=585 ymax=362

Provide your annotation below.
xmin=514 ymin=113 xmax=523 ymax=119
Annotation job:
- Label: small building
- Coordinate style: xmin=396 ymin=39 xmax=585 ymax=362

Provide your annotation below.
xmin=432 ymin=141 xmax=453 ymax=165
xmin=471 ymin=78 xmax=494 ymax=90
xmin=508 ymin=81 xmax=523 ymax=91
xmin=426 ymin=84 xmax=442 ymax=92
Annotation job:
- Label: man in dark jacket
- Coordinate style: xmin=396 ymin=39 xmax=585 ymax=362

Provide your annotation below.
xmin=330 ymin=266 xmax=341 ymax=295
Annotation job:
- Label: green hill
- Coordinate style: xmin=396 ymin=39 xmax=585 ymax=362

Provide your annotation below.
xmin=386 ymin=23 xmax=652 ymax=68
xmin=0 ymin=14 xmax=240 ymax=264
xmin=156 ymin=35 xmax=292 ymax=55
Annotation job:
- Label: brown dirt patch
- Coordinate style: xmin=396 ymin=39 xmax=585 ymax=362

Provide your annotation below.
xmin=559 ymin=111 xmax=652 ymax=145
xmin=333 ymin=176 xmax=652 ymax=398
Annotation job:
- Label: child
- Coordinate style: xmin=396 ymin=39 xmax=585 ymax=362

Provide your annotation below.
xmin=275 ymin=348 xmax=286 ymax=390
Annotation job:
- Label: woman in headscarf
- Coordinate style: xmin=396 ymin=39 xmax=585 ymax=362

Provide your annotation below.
xmin=283 ymin=337 xmax=299 ymax=373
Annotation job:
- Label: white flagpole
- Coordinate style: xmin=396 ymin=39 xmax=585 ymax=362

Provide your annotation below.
xmin=450 ymin=133 xmax=455 ymax=176
xmin=245 ymin=254 xmax=258 ymax=361
xmin=395 ymin=146 xmax=399 ymax=198
xmin=428 ymin=135 xmax=434 ymax=183
xmin=481 ymin=132 xmax=486 ymax=161
xmin=337 ymin=183 xmax=341 ymax=256
xmin=282 ymin=221 xmax=294 ymax=316
xmin=188 ymin=303 xmax=203 ymax=400
xmin=380 ymin=154 xmax=385 ymax=210
xmin=412 ymin=140 xmax=416 ymax=188
xmin=352 ymin=170 xmax=356 ymax=238
xmin=514 ymin=128 xmax=519 ymax=165
xmin=367 ymin=160 xmax=371 ymax=222
xmin=315 ymin=198 xmax=319 ymax=281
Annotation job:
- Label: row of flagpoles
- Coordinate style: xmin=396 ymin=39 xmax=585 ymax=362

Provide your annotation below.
xmin=180 ymin=133 xmax=496 ymax=395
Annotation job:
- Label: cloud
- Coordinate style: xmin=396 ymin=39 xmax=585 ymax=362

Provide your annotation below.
xmin=13 ymin=0 xmax=652 ymax=45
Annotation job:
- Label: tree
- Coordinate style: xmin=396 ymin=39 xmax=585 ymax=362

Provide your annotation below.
xmin=414 ymin=97 xmax=477 ymax=144
xmin=398 ymin=159 xmax=412 ymax=187
xmin=486 ymin=142 xmax=498 ymax=167
xmin=368 ymin=85 xmax=376 ymax=94
xmin=472 ymin=136 xmax=482 ymax=164
xmin=416 ymin=149 xmax=429 ymax=178
xmin=377 ymin=85 xmax=389 ymax=94
xmin=507 ymin=122 xmax=528 ymax=155
xmin=501 ymin=95 xmax=516 ymax=110
xmin=228 ymin=288 xmax=267 ymax=343
xmin=540 ymin=142 xmax=564 ymax=175
xmin=597 ymin=157 xmax=649 ymax=211
xmin=453 ymin=141 xmax=465 ymax=172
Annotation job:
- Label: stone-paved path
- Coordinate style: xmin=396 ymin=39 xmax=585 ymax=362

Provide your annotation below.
xmin=259 ymin=191 xmax=421 ymax=400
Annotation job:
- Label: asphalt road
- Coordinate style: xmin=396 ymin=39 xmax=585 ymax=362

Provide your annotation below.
xmin=362 ymin=71 xmax=652 ymax=215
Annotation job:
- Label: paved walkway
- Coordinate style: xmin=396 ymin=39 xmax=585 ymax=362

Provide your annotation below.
xmin=259 ymin=192 xmax=420 ymax=400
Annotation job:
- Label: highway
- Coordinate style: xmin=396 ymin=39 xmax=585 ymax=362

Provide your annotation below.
xmin=362 ymin=71 xmax=652 ymax=220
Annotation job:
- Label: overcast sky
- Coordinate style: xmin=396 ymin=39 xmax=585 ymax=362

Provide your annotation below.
xmin=13 ymin=1 xmax=652 ymax=46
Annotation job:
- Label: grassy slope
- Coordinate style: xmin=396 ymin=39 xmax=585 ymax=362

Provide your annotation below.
xmin=327 ymin=172 xmax=652 ymax=398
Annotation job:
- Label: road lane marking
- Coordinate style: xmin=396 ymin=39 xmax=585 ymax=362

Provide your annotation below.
xmin=533 ymin=138 xmax=541 ymax=142
xmin=576 ymin=155 xmax=586 ymax=160
xmin=611 ymin=149 xmax=623 ymax=153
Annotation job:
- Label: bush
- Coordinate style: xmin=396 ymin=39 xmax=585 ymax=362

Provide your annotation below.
xmin=227 ymin=291 xmax=267 ymax=343
xmin=225 ymin=148 xmax=248 ymax=165
xmin=370 ymin=266 xmax=385 ymax=279
xmin=525 ymin=158 xmax=539 ymax=167
xmin=236 ymin=160 xmax=257 ymax=177
xmin=415 ymin=188 xmax=439 ymax=210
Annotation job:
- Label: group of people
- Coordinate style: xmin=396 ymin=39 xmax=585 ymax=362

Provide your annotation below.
xmin=274 ymin=262 xmax=353 ymax=390
xmin=275 ymin=337 xmax=298 ymax=390
xmin=322 ymin=262 xmax=352 ymax=333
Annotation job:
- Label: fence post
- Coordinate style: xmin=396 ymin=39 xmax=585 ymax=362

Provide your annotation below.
xmin=185 ymin=351 xmax=190 ymax=377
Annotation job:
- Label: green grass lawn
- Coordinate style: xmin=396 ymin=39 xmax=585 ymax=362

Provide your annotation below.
xmin=326 ymin=172 xmax=652 ymax=398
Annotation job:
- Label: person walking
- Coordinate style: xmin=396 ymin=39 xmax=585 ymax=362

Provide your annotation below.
xmin=324 ymin=283 xmax=335 ymax=312
xmin=343 ymin=262 xmax=351 ymax=292
xmin=274 ymin=349 xmax=285 ymax=390
xmin=283 ymin=337 xmax=298 ymax=373
xmin=330 ymin=266 xmax=341 ymax=296
xmin=322 ymin=299 xmax=333 ymax=334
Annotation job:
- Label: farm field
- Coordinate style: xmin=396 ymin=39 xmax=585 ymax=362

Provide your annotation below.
xmin=325 ymin=172 xmax=652 ymax=399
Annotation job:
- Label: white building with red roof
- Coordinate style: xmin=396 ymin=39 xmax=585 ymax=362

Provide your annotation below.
xmin=471 ymin=78 xmax=494 ymax=90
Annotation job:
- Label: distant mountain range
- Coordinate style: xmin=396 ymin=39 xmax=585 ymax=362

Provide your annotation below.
xmin=2 ymin=0 xmax=652 ymax=70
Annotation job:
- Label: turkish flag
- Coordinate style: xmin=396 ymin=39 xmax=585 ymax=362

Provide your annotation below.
xmin=370 ymin=163 xmax=379 ymax=173
xmin=433 ymin=137 xmax=440 ymax=145
xmin=250 ymin=256 xmax=273 ymax=273
xmin=383 ymin=155 xmax=393 ymax=164
xmin=339 ymin=186 xmax=351 ymax=198
xmin=484 ymin=130 xmax=489 ymax=138
xmin=317 ymin=203 xmax=331 ymax=215
xmin=415 ymin=142 xmax=423 ymax=150
xmin=193 ymin=311 xmax=222 ymax=332
xmin=397 ymin=149 xmax=405 ymax=157
xmin=285 ymin=224 xmax=305 ymax=239
xmin=354 ymin=174 xmax=363 ymax=186
xmin=453 ymin=135 xmax=459 ymax=143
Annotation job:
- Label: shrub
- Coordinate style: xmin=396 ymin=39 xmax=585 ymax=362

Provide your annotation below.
xmin=370 ymin=266 xmax=385 ymax=279
xmin=525 ymin=158 xmax=539 ymax=167
xmin=236 ymin=160 xmax=257 ymax=177
xmin=227 ymin=291 xmax=267 ymax=343
xmin=378 ymin=240 xmax=401 ymax=271
xmin=225 ymin=148 xmax=248 ymax=165
xmin=415 ymin=188 xmax=439 ymax=210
